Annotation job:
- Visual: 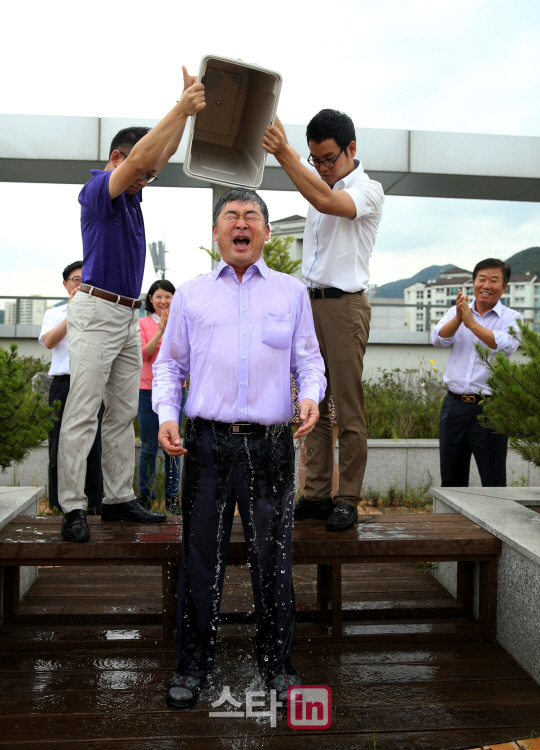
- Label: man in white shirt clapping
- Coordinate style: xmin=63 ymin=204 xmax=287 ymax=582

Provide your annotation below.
xmin=39 ymin=262 xmax=104 ymax=513
xmin=263 ymin=110 xmax=385 ymax=531
xmin=432 ymin=258 xmax=522 ymax=487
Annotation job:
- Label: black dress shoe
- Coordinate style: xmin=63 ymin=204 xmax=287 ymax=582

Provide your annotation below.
xmin=267 ymin=671 xmax=302 ymax=703
xmin=101 ymin=499 xmax=166 ymax=523
xmin=61 ymin=509 xmax=90 ymax=543
xmin=293 ymin=494 xmax=334 ymax=521
xmin=326 ymin=500 xmax=358 ymax=532
xmin=165 ymin=496 xmax=182 ymax=516
xmin=166 ymin=673 xmax=202 ymax=710
xmin=136 ymin=495 xmax=152 ymax=511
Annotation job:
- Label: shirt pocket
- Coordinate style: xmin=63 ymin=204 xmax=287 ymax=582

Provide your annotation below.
xmin=262 ymin=310 xmax=292 ymax=349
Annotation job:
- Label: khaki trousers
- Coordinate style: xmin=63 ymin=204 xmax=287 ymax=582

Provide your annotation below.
xmin=304 ymin=292 xmax=371 ymax=507
xmin=58 ymin=292 xmax=142 ymax=513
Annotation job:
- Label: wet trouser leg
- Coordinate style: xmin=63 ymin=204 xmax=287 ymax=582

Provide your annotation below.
xmin=175 ymin=419 xmax=296 ymax=680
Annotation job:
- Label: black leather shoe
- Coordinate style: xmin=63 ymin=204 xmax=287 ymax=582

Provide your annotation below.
xmin=136 ymin=495 xmax=152 ymax=511
xmin=165 ymin=496 xmax=182 ymax=516
xmin=166 ymin=673 xmax=202 ymax=710
xmin=101 ymin=499 xmax=166 ymax=523
xmin=61 ymin=509 xmax=90 ymax=543
xmin=293 ymin=495 xmax=334 ymax=521
xmin=267 ymin=671 xmax=302 ymax=703
xmin=326 ymin=500 xmax=358 ymax=532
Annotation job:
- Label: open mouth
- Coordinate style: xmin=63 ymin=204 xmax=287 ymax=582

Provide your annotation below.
xmin=233 ymin=236 xmax=251 ymax=250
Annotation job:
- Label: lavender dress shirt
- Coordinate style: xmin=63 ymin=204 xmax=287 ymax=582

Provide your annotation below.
xmin=431 ymin=298 xmax=522 ymax=395
xmin=152 ymin=257 xmax=327 ymax=426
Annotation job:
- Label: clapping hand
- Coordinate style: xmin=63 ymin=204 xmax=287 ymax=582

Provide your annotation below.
xmin=158 ymin=308 xmax=169 ymax=334
xmin=456 ymin=289 xmax=474 ymax=328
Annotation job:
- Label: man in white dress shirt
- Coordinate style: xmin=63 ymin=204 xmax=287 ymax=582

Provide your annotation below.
xmin=39 ymin=262 xmax=103 ymax=512
xmin=263 ymin=110 xmax=385 ymax=531
xmin=432 ymin=258 xmax=522 ymax=487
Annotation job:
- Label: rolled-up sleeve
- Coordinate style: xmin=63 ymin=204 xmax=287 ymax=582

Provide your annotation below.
xmin=152 ymin=290 xmax=190 ymax=425
xmin=38 ymin=309 xmax=57 ymax=347
xmin=432 ymin=307 xmax=458 ymax=348
xmin=290 ymin=287 xmax=327 ymax=404
xmin=493 ymin=311 xmax=522 ymax=355
xmin=345 ymin=180 xmax=385 ymax=219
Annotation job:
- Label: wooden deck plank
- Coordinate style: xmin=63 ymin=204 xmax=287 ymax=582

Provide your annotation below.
xmin=1 ymin=704 xmax=540 ymax=742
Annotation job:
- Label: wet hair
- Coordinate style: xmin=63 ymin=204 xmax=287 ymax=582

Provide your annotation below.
xmin=109 ymin=126 xmax=152 ymax=159
xmin=145 ymin=279 xmax=176 ymax=313
xmin=212 ymin=188 xmax=269 ymax=226
xmin=472 ymin=258 xmax=511 ymax=287
xmin=62 ymin=261 xmax=83 ymax=281
xmin=306 ymin=109 xmax=356 ymax=152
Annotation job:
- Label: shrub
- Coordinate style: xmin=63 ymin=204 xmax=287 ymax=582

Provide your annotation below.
xmin=0 ymin=344 xmax=59 ymax=471
xmin=364 ymin=361 xmax=445 ymax=439
xmin=476 ymin=320 xmax=540 ymax=467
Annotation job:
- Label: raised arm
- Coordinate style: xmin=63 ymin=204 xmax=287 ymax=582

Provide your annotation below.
xmin=154 ymin=67 xmax=197 ymax=175
xmin=262 ymin=123 xmax=357 ymax=218
xmin=108 ymin=74 xmax=205 ymax=200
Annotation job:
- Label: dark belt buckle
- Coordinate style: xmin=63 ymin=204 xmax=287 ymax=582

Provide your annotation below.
xmin=461 ymin=394 xmax=477 ymax=404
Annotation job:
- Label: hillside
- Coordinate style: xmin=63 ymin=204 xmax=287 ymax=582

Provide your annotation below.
xmin=506 ymin=247 xmax=540 ymax=275
xmin=374 ymin=264 xmax=453 ymax=298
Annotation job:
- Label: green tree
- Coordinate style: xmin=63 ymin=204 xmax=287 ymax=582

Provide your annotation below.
xmin=201 ymin=235 xmax=302 ymax=276
xmin=0 ymin=344 xmax=59 ymax=471
xmin=475 ymin=320 xmax=540 ymax=467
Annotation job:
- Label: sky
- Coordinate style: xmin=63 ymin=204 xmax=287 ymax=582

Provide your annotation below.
xmin=1 ymin=0 xmax=540 ymax=298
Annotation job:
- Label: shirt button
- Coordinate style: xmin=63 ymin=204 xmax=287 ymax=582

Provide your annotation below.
xmin=241 ymin=409 xmax=246 ymax=413
xmin=241 ymin=382 xmax=245 ymax=387
xmin=242 ymin=331 xmax=247 ymax=335
xmin=242 ymin=356 xmax=246 ymax=360
xmin=243 ymin=308 xmax=247 ymax=312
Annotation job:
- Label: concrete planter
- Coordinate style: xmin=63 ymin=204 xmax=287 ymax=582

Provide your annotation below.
xmin=3 ymin=439 xmax=540 ymax=498
xmin=432 ymin=486 xmax=540 ymax=686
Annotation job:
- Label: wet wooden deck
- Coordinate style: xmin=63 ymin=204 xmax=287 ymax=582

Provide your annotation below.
xmin=1 ymin=561 xmax=540 ymax=749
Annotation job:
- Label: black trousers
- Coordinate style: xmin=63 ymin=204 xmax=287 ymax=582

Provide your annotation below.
xmin=48 ymin=376 xmax=104 ymax=512
xmin=176 ymin=418 xmax=296 ymax=680
xmin=439 ymin=393 xmax=508 ymax=487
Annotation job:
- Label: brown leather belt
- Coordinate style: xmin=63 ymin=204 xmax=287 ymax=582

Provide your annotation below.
xmin=79 ymin=283 xmax=142 ymax=309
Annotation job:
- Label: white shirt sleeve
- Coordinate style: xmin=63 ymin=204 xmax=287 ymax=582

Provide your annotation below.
xmin=38 ymin=308 xmax=60 ymax=347
xmin=344 ymin=180 xmax=385 ymax=220
xmin=431 ymin=307 xmax=458 ymax=348
xmin=492 ymin=310 xmax=522 ymax=355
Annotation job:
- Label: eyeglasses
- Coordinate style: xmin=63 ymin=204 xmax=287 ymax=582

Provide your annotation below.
xmin=119 ymin=151 xmax=158 ymax=184
xmin=307 ymin=147 xmax=345 ymax=169
xmin=67 ymin=276 xmax=82 ymax=283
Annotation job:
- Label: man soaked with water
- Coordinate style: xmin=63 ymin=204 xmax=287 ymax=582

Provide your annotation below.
xmin=153 ymin=188 xmax=326 ymax=709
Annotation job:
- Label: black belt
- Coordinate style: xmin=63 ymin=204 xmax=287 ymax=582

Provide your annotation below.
xmin=52 ymin=374 xmax=71 ymax=382
xmin=308 ymin=287 xmax=364 ymax=299
xmin=448 ymin=391 xmax=489 ymax=404
xmin=192 ymin=417 xmax=287 ymax=435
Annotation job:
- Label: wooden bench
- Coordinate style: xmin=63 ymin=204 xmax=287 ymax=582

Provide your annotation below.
xmin=0 ymin=513 xmax=500 ymax=645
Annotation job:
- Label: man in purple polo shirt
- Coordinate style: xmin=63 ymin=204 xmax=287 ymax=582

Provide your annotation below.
xmin=153 ymin=188 xmax=326 ymax=710
xmin=58 ymin=67 xmax=205 ymax=543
